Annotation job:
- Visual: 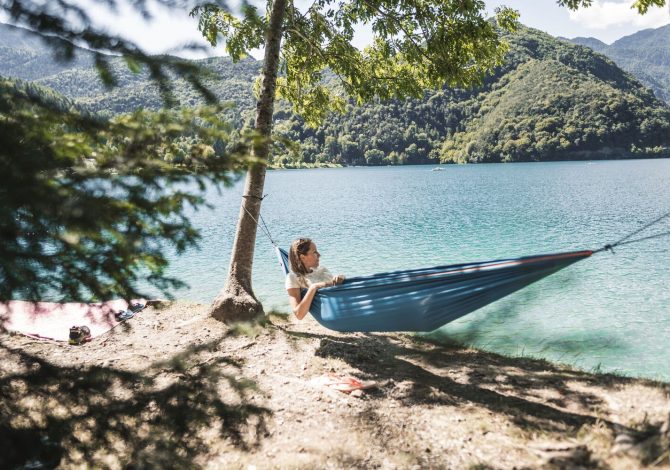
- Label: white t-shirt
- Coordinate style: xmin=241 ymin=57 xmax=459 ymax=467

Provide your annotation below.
xmin=285 ymin=266 xmax=334 ymax=290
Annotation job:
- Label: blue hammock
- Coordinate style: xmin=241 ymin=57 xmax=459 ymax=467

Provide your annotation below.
xmin=276 ymin=247 xmax=592 ymax=332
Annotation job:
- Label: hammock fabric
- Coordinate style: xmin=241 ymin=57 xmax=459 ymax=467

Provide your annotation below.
xmin=277 ymin=247 xmax=592 ymax=332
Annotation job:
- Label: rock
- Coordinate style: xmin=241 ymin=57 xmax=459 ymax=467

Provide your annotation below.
xmin=529 ymin=442 xmax=591 ymax=466
xmin=612 ymin=433 xmax=636 ymax=453
xmin=660 ymin=413 xmax=670 ymax=435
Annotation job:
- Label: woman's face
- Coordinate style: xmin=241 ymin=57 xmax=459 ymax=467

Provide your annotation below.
xmin=300 ymin=242 xmax=320 ymax=270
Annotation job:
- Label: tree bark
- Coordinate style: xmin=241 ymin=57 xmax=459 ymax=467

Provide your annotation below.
xmin=210 ymin=0 xmax=287 ymax=322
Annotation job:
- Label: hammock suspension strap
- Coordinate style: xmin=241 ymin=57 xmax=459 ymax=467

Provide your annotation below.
xmin=241 ymin=193 xmax=277 ymax=247
xmin=594 ymin=209 xmax=670 ymax=254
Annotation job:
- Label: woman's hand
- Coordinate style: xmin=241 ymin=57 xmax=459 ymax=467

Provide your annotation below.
xmin=314 ymin=275 xmax=345 ymax=289
xmin=288 ymin=275 xmax=346 ymax=321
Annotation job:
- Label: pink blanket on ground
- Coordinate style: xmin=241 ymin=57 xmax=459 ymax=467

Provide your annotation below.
xmin=0 ymin=299 xmax=145 ymax=341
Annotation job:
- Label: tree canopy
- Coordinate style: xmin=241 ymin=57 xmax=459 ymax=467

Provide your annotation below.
xmin=194 ymin=0 xmax=519 ymax=126
xmin=0 ymin=1 xmax=248 ymax=302
xmin=0 ymin=76 xmax=250 ymax=302
xmin=557 ymin=0 xmax=666 ymax=13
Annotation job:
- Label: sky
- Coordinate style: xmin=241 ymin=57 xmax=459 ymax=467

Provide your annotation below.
xmin=486 ymin=0 xmax=670 ymax=42
xmin=2 ymin=0 xmax=669 ymax=58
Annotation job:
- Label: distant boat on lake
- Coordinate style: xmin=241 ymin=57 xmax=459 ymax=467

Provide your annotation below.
xmin=431 ymin=166 xmax=446 ymax=171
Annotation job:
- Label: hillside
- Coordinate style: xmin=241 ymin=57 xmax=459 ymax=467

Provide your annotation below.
xmin=567 ymin=36 xmax=607 ymax=52
xmin=570 ymin=25 xmax=670 ymax=103
xmin=0 ymin=22 xmax=95 ymax=81
xmin=438 ymin=26 xmax=670 ymax=163
xmin=278 ymin=25 xmax=670 ymax=164
xmin=2 ymin=22 xmax=670 ymax=165
xmin=0 ymin=22 xmax=260 ymax=120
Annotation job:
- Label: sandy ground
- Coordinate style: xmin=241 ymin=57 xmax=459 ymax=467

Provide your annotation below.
xmin=1 ymin=301 xmax=670 ymax=469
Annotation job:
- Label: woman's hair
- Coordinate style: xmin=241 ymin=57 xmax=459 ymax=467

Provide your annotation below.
xmin=289 ymin=238 xmax=313 ymax=275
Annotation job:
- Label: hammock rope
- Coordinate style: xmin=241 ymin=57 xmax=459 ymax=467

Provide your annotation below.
xmin=241 ymin=194 xmax=277 ymax=247
xmin=593 ymin=209 xmax=670 ymax=254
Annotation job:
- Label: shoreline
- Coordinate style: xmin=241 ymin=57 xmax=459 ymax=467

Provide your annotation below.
xmin=268 ymin=153 xmax=670 ymax=170
xmin=2 ymin=301 xmax=669 ymax=468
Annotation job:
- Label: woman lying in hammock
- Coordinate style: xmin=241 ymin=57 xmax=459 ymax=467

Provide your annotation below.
xmin=285 ymin=238 xmax=345 ymax=320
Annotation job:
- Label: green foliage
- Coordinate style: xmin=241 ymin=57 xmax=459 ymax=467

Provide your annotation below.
xmin=193 ymin=0 xmax=519 ymax=127
xmin=439 ymin=27 xmax=670 ymax=163
xmin=557 ymin=0 xmax=666 ymax=13
xmin=0 ymin=77 xmax=249 ymax=301
xmin=192 ymin=2 xmax=267 ymax=59
xmin=0 ymin=1 xmax=259 ymax=302
xmin=271 ymin=25 xmax=670 ymax=165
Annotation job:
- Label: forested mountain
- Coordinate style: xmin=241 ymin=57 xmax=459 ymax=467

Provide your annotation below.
xmin=2 ymin=21 xmax=669 ymax=165
xmin=38 ymin=56 xmax=260 ymax=119
xmin=0 ymin=22 xmax=259 ymax=121
xmin=277 ymin=26 xmax=670 ymax=164
xmin=0 ymin=75 xmax=93 ymax=118
xmin=0 ymin=23 xmax=95 ymax=81
xmin=570 ymin=25 xmax=670 ymax=103
xmin=566 ymin=37 xmax=607 ymax=52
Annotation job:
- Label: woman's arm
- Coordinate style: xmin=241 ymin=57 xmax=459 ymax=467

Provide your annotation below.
xmin=287 ymin=282 xmax=329 ymax=320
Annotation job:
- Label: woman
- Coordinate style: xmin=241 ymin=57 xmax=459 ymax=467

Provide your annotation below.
xmin=285 ymin=238 xmax=345 ymax=320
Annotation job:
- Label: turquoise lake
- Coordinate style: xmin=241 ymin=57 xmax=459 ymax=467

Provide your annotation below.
xmin=165 ymin=159 xmax=670 ymax=380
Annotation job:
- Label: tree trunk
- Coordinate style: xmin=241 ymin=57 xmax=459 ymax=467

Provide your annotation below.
xmin=210 ymin=0 xmax=287 ymax=323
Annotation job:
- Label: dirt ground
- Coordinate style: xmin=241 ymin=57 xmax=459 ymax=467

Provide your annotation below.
xmin=1 ymin=301 xmax=670 ymax=469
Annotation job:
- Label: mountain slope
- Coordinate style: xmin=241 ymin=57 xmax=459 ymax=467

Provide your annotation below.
xmin=0 ymin=22 xmax=95 ymax=81
xmin=569 ymin=37 xmax=607 ymax=53
xmin=441 ymin=58 xmax=667 ymax=162
xmin=438 ymin=27 xmax=670 ymax=163
xmin=0 ymin=22 xmax=260 ymax=118
xmin=35 ymin=55 xmax=260 ymax=118
xmin=1 ymin=21 xmax=669 ymax=165
xmin=276 ymin=25 xmax=670 ymax=164
xmin=569 ymin=25 xmax=670 ymax=103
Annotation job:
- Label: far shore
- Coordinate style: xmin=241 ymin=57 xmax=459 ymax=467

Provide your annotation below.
xmin=267 ymin=150 xmax=670 ymax=170
xmin=1 ymin=301 xmax=669 ymax=468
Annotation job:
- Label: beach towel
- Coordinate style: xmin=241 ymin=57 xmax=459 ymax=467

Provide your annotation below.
xmin=0 ymin=299 xmax=147 ymax=342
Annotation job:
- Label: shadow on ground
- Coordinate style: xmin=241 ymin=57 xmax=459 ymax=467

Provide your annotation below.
xmin=0 ymin=337 xmax=270 ymax=468
xmin=285 ymin=327 xmax=670 ymax=467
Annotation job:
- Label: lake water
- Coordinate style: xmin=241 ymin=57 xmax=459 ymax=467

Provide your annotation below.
xmin=166 ymin=160 xmax=670 ymax=380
